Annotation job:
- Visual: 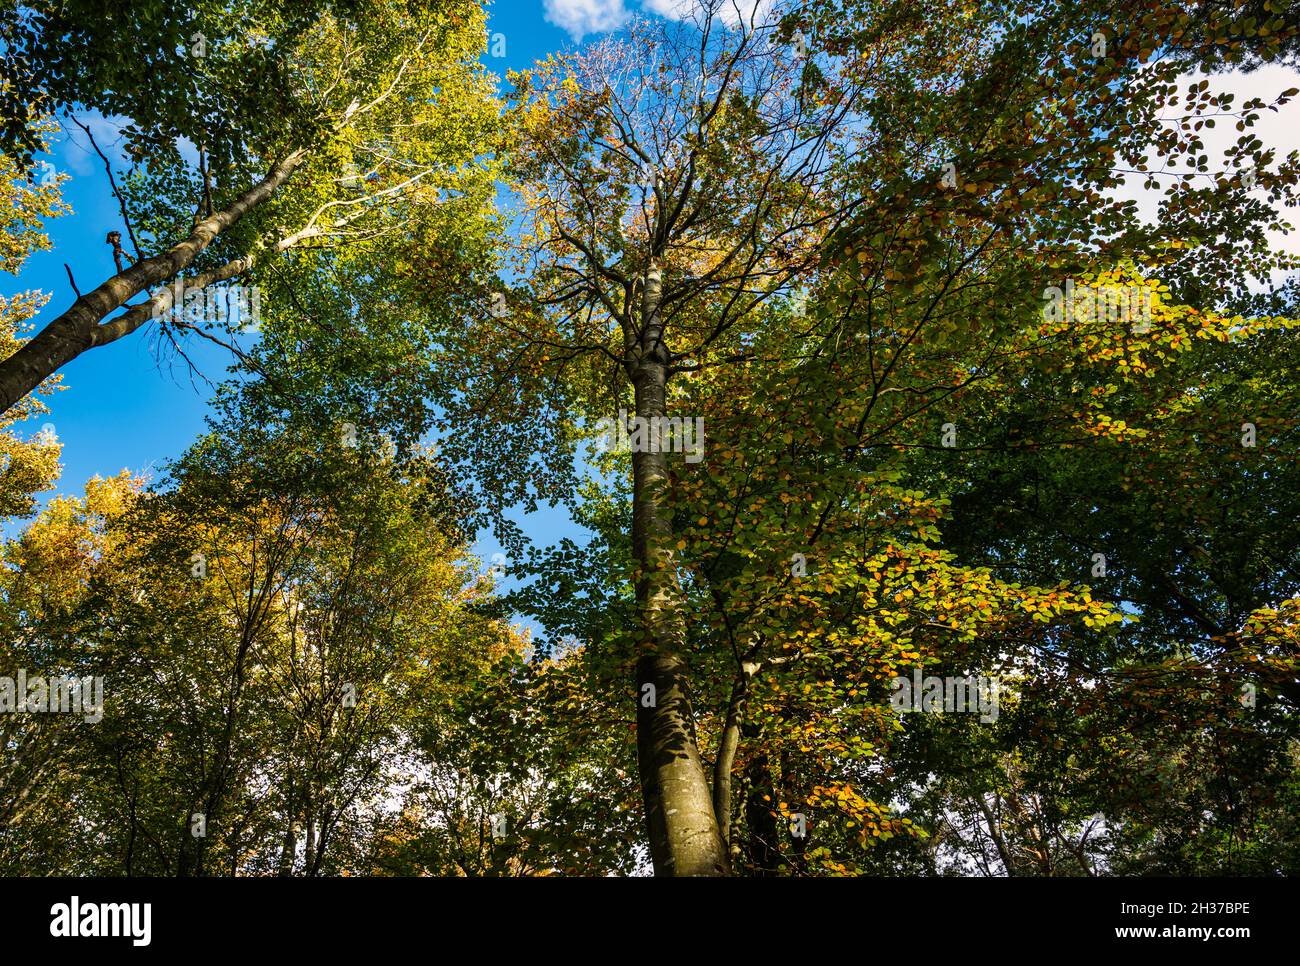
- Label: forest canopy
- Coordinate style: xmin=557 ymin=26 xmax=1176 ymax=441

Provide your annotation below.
xmin=0 ymin=0 xmax=1297 ymax=877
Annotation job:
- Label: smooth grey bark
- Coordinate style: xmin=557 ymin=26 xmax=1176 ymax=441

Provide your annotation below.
xmin=628 ymin=264 xmax=728 ymax=876
xmin=712 ymin=665 xmax=755 ymax=850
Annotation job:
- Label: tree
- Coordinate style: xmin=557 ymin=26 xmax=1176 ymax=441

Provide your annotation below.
xmin=0 ymin=124 xmax=73 ymax=850
xmin=0 ymin=122 xmax=64 ymax=513
xmin=453 ymin=0 xmax=1298 ymax=874
xmin=0 ymin=0 xmax=500 ymax=414
xmin=481 ymin=3 xmax=865 ymax=874
xmin=0 ymin=385 xmax=524 ymax=875
xmin=3 ymin=0 xmax=1298 ymax=880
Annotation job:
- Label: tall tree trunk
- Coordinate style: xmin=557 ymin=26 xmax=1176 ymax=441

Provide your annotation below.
xmin=629 ymin=264 xmax=728 ymax=876
xmin=178 ymin=630 xmax=255 ymax=876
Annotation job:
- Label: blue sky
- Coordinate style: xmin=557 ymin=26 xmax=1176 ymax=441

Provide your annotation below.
xmin=9 ymin=0 xmax=1297 ymax=617
xmin=4 ymin=0 xmax=716 ymax=640
xmin=9 ymin=2 xmax=617 ymax=500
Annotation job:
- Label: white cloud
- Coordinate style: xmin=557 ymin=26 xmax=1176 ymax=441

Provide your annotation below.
xmin=60 ymin=112 xmax=203 ymax=178
xmin=640 ymin=0 xmax=690 ymax=16
xmin=541 ymin=0 xmax=772 ymax=42
xmin=641 ymin=0 xmax=772 ymax=28
xmin=543 ymin=0 xmax=629 ymax=40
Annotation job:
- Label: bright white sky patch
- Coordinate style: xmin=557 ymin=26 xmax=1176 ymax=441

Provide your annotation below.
xmin=543 ymin=0 xmax=629 ymax=40
xmin=642 ymin=0 xmax=772 ymax=27
xmin=544 ymin=0 xmax=773 ymax=40
xmin=1113 ymin=64 xmax=1300 ymax=268
xmin=641 ymin=0 xmax=692 ymax=17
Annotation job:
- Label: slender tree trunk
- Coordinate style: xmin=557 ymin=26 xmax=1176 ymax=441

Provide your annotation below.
xmin=629 ymin=265 xmax=727 ymax=876
xmin=278 ymin=772 xmax=298 ymax=876
xmin=713 ymin=669 xmax=751 ymax=850
xmin=977 ymin=794 xmax=1017 ymax=876
xmin=178 ymin=633 xmax=254 ymax=877
xmin=304 ymin=802 xmax=317 ymax=876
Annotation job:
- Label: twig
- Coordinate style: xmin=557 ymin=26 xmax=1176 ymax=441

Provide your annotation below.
xmin=67 ymin=114 xmax=143 ymax=261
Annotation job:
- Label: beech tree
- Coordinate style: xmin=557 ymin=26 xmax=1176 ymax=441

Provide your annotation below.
xmin=2 ymin=0 xmax=1297 ymax=880
xmin=0 ymin=0 xmax=499 ymax=413
xmin=480 ymin=5 xmax=866 ymax=875
xmin=449 ymin=0 xmax=1299 ymax=875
